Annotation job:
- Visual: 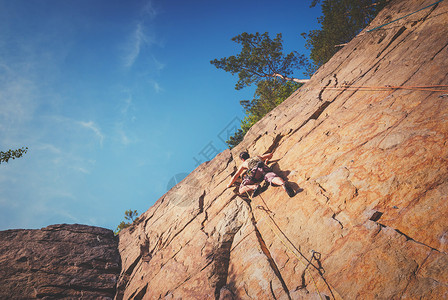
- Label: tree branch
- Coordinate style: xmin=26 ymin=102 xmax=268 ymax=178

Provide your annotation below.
xmin=268 ymin=73 xmax=310 ymax=83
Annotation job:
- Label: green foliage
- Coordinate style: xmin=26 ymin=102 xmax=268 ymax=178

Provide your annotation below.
xmin=114 ymin=209 xmax=139 ymax=235
xmin=226 ymin=129 xmax=245 ymax=149
xmin=211 ymin=32 xmax=307 ymax=90
xmin=226 ymin=80 xmax=302 ymax=148
xmin=115 ymin=221 xmax=130 ymax=235
xmin=211 ymin=32 xmax=306 ymax=148
xmin=0 ymin=147 xmax=28 ymax=164
xmin=215 ymin=2 xmax=389 ymax=148
xmin=124 ymin=209 xmax=139 ymax=222
xmin=304 ymin=0 xmax=388 ymax=73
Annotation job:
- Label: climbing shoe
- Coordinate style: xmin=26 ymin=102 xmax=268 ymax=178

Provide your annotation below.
xmin=252 ymin=185 xmax=262 ymax=198
xmin=283 ymin=183 xmax=295 ymax=197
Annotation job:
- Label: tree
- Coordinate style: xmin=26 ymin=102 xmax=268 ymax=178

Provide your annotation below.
xmin=303 ymin=0 xmax=388 ymax=73
xmin=226 ymin=129 xmax=245 ymax=149
xmin=0 ymin=147 xmax=28 ymax=164
xmin=225 ymin=80 xmax=302 ymax=148
xmin=211 ymin=32 xmax=309 ymax=90
xmin=114 ymin=209 xmax=139 ymax=235
xmin=211 ymin=32 xmax=308 ymax=148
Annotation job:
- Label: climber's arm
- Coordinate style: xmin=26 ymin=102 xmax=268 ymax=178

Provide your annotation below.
xmin=227 ymin=165 xmax=246 ymax=188
xmin=259 ymin=153 xmax=273 ymax=164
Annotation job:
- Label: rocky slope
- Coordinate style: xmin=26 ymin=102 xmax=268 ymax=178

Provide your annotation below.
xmin=0 ymin=224 xmax=120 ymax=299
xmin=116 ymin=0 xmax=448 ymax=299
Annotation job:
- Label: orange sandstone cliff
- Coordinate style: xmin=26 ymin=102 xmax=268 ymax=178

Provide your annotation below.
xmin=116 ymin=0 xmax=448 ymax=299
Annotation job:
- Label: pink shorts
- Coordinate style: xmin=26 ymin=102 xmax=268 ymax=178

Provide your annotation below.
xmin=264 ymin=172 xmax=278 ymax=184
xmin=240 ymin=172 xmax=278 ymax=188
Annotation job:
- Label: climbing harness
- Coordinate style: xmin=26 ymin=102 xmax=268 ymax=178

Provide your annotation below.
xmin=245 ymin=158 xmax=272 ymax=183
xmin=367 ymin=0 xmax=445 ymax=32
xmin=245 ymin=191 xmax=330 ymax=300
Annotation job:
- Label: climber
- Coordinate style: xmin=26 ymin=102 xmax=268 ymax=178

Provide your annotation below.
xmin=226 ymin=151 xmax=295 ymax=197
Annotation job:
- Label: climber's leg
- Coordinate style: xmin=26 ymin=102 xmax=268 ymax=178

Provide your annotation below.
xmin=238 ymin=177 xmax=261 ymax=195
xmin=265 ymin=172 xmax=295 ymax=197
xmin=269 ymin=176 xmax=284 ymax=186
xmin=239 ymin=184 xmax=259 ymax=195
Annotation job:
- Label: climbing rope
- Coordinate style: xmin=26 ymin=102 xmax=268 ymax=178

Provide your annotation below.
xmin=245 ymin=191 xmax=327 ymax=300
xmin=326 ymin=85 xmax=448 ymax=93
xmin=367 ymin=0 xmax=445 ymax=32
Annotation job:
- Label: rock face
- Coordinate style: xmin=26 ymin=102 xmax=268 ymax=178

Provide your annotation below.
xmin=117 ymin=0 xmax=448 ymax=299
xmin=0 ymin=224 xmax=120 ymax=299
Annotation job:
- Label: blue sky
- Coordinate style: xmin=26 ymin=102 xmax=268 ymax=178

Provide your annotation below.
xmin=0 ymin=0 xmax=320 ymax=231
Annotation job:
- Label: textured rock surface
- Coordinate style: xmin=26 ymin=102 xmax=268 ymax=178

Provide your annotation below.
xmin=117 ymin=0 xmax=448 ymax=299
xmin=0 ymin=224 xmax=120 ymax=299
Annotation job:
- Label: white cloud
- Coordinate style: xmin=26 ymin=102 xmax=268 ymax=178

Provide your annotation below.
xmin=152 ymin=81 xmax=163 ymax=93
xmin=79 ymin=121 xmax=105 ymax=147
xmin=152 ymin=55 xmax=165 ymax=71
xmin=120 ymin=95 xmax=136 ymax=122
xmin=121 ymin=96 xmax=133 ymax=115
xmin=0 ymin=67 xmax=38 ymax=137
xmin=113 ymin=92 xmax=142 ymax=146
xmin=119 ymin=131 xmax=131 ymax=146
xmin=29 ymin=195 xmax=80 ymax=223
xmin=88 ymin=217 xmax=99 ymax=226
xmin=142 ymin=0 xmax=158 ymax=19
xmin=0 ymin=0 xmax=168 ymax=230
xmin=73 ymin=166 xmax=90 ymax=174
xmin=122 ymin=1 xmax=163 ymax=69
xmin=116 ymin=122 xmax=132 ymax=146
xmin=123 ymin=22 xmax=153 ymax=68
xmin=56 ymin=210 xmax=80 ymax=223
xmin=35 ymin=143 xmax=62 ymax=154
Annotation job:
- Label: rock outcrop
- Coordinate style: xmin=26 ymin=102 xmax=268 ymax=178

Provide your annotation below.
xmin=116 ymin=0 xmax=448 ymax=299
xmin=0 ymin=224 xmax=120 ymax=299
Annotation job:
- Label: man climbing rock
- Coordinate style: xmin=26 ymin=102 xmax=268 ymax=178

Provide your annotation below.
xmin=226 ymin=151 xmax=295 ymax=197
